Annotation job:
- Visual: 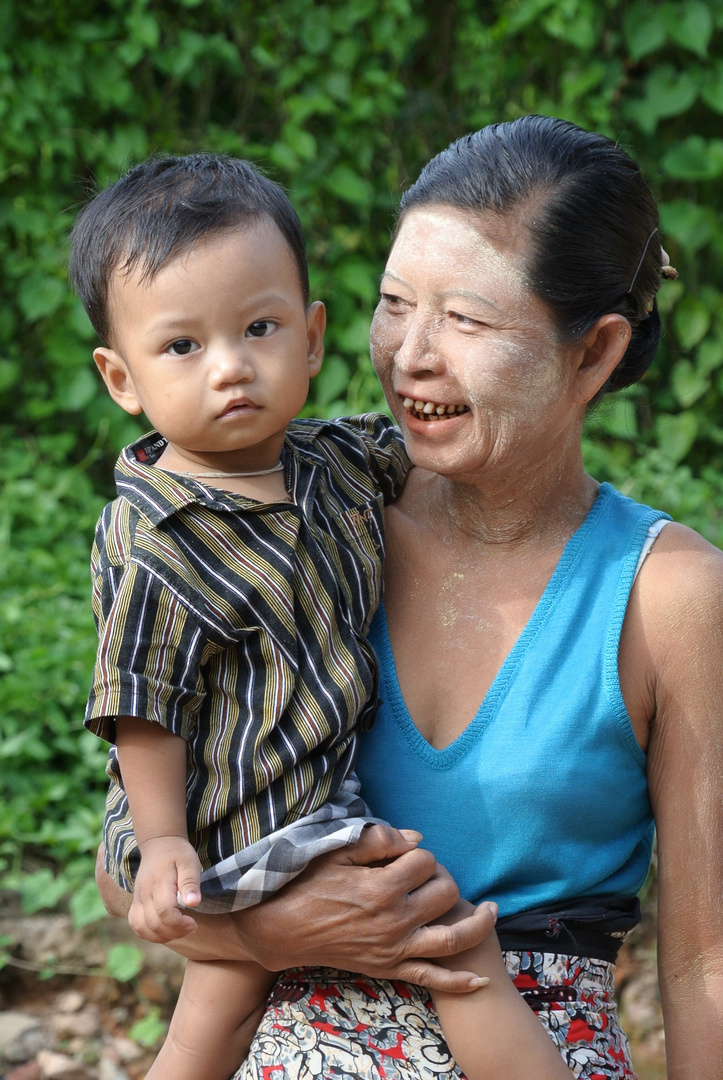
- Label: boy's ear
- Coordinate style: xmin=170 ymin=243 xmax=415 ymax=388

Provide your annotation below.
xmin=93 ymin=347 xmax=143 ymax=415
xmin=571 ymin=313 xmax=632 ymax=404
xmin=305 ymin=301 xmax=326 ymax=378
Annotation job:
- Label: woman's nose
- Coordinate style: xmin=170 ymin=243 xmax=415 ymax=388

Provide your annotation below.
xmin=393 ymin=314 xmax=445 ymax=375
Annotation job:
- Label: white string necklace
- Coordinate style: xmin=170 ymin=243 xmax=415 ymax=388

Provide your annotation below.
xmin=182 ymin=461 xmax=284 ymax=479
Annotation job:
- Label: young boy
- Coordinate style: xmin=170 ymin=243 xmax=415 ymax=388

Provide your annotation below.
xmin=72 ymin=154 xmax=571 ymax=1080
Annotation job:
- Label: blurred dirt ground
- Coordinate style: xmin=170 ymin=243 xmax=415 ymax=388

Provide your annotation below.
xmin=0 ymin=893 xmax=666 ymax=1079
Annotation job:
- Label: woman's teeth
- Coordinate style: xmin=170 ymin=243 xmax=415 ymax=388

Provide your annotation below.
xmin=402 ymin=397 xmax=469 ymax=422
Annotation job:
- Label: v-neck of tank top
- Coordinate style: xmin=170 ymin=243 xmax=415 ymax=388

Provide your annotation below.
xmin=374 ymin=482 xmax=613 ymax=764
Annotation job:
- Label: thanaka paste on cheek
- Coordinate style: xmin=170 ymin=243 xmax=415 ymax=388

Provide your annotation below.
xmin=373 ymin=207 xmax=577 ymax=481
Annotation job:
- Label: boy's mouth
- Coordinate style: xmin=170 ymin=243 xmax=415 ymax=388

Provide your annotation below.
xmin=401 ymin=396 xmax=470 ymax=422
xmin=220 ymin=399 xmax=258 ymax=417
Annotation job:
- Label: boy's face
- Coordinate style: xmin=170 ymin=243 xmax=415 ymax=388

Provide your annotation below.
xmin=94 ymin=222 xmax=324 ymax=473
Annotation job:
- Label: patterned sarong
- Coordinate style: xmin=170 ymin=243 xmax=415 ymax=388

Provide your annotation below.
xmin=234 ymin=952 xmax=637 ymax=1079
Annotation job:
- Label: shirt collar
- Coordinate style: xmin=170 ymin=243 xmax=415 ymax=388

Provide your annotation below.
xmin=114 ymin=432 xmax=263 ymax=525
xmin=115 ymin=426 xmax=331 ymax=526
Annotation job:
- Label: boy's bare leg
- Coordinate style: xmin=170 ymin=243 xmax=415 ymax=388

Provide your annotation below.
xmin=145 ymin=958 xmax=275 ymax=1080
xmin=431 ymin=903 xmax=572 ymax=1080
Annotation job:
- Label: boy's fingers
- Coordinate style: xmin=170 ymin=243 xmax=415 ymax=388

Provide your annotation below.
xmin=342 ymin=824 xmax=421 ymax=867
xmin=410 ymin=902 xmax=497 ymax=960
xmin=176 ymin=857 xmax=202 ymax=908
xmin=391 ymin=959 xmax=487 ymax=994
xmin=129 ymin=897 xmax=197 ymax=943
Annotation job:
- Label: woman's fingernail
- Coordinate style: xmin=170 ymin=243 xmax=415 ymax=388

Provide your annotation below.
xmin=470 ymin=976 xmax=491 ymax=988
xmin=486 ymin=901 xmax=499 ymax=921
xmin=399 ymin=829 xmax=423 ymax=843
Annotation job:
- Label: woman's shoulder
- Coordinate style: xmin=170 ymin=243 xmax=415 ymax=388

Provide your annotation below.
xmin=637 ymin=521 xmax=723 ymax=610
xmin=631 ymin=521 xmax=723 ymax=682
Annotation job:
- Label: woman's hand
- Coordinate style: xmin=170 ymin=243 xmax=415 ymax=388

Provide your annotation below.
xmin=96 ymin=826 xmax=497 ymax=992
xmin=234 ymin=825 xmax=497 ymax=991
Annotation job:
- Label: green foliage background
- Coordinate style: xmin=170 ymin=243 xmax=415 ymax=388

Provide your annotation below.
xmin=1 ymin=0 xmax=722 ymax=909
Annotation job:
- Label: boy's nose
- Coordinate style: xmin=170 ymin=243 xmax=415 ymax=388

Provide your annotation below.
xmin=209 ymin=347 xmax=253 ymax=386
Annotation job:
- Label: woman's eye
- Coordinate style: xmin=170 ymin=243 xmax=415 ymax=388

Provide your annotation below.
xmin=168 ymin=339 xmax=197 ymax=356
xmin=247 ymin=320 xmax=274 ymax=338
xmin=451 ymin=312 xmax=483 ymax=328
xmin=380 ymin=292 xmax=409 ymax=310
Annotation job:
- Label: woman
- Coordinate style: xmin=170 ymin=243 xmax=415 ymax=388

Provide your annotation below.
xmin=99 ymin=116 xmax=722 ymax=1078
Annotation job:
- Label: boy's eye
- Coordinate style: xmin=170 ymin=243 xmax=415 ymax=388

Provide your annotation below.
xmin=247 ymin=320 xmax=274 ymax=338
xmin=168 ymin=339 xmax=197 ymax=356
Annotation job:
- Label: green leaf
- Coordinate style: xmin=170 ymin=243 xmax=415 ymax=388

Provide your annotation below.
xmin=17 ymin=275 xmax=65 ymax=321
xmin=697 ymin=335 xmax=723 ymax=377
xmin=324 ymin=165 xmax=374 ymax=208
xmin=663 ymin=0 xmax=713 ymax=57
xmin=300 ymin=7 xmax=332 ymax=55
xmin=672 ymin=359 xmax=709 ymax=406
xmin=56 ymin=369 xmax=98 ymax=412
xmin=125 ymin=11 xmax=161 ymax=50
xmin=69 ymin=878 xmax=108 ymax=928
xmin=656 ymin=279 xmax=685 ymax=316
xmin=659 ymin=199 xmax=714 ymax=253
xmin=623 ymin=3 xmax=668 ymax=61
xmin=701 ymin=60 xmax=723 ymax=113
xmin=596 ymin=395 xmax=638 ymax=440
xmin=335 ymin=259 xmax=377 ymax=303
xmin=129 ymin=1006 xmax=167 ymax=1048
xmin=0 ymin=359 xmax=19 ymax=393
xmin=335 ymin=313 xmax=372 ymax=353
xmin=674 ymin=295 xmax=711 ymax=350
xmin=662 ymin=136 xmax=723 ymax=180
xmin=106 ymin=942 xmax=145 ymax=982
xmin=19 ymin=869 xmax=67 ymax=913
xmin=645 ymin=65 xmax=699 ymax=118
xmin=315 ymin=356 xmax=350 ymax=406
xmin=655 ymin=411 xmax=698 ymax=464
xmin=542 ymin=0 xmax=600 ymax=50
xmin=281 ymin=125 xmax=317 ymax=162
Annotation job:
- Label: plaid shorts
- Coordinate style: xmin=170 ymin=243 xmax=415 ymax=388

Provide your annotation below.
xmin=233 ymin=953 xmax=637 ymax=1079
xmin=196 ymin=777 xmax=380 ymax=914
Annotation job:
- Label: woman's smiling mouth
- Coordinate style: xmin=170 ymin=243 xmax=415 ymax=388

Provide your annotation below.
xmin=401 ymin=396 xmax=470 ymax=422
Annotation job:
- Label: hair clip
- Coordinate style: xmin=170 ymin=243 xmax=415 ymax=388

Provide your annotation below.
xmin=627 ymin=228 xmax=657 ymax=294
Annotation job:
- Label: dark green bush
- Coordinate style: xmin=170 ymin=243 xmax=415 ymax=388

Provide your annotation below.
xmin=1 ymin=0 xmax=722 ymax=903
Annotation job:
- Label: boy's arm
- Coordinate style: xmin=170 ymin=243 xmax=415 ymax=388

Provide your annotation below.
xmin=116 ymin=715 xmax=203 ymax=943
xmin=431 ymin=903 xmax=572 ymax=1079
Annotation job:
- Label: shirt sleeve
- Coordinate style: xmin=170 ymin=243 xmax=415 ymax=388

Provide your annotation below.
xmin=337 ymin=413 xmax=410 ymax=505
xmin=85 ymin=554 xmax=208 ymax=744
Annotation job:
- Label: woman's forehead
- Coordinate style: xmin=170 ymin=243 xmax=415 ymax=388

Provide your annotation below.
xmin=386 ymin=206 xmax=530 ymax=296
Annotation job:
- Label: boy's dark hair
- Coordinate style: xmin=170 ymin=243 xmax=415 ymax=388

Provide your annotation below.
xmin=398 ymin=115 xmax=663 ymax=396
xmin=69 ymin=153 xmax=309 ymax=345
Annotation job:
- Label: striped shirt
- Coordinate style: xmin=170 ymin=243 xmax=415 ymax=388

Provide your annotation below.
xmin=85 ymin=414 xmax=408 ymax=891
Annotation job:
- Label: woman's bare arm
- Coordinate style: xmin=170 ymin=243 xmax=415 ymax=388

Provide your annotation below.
xmin=96 ymin=825 xmax=497 ymax=992
xmin=632 ymin=524 xmax=723 ymax=1079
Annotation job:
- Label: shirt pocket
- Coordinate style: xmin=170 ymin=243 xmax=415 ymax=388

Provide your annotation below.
xmin=325 ymin=498 xmax=385 ymax=634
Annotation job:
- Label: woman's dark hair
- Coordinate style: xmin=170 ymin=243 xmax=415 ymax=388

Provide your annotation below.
xmin=398 ymin=115 xmax=664 ymax=395
xmin=69 ymin=153 xmax=309 ymax=345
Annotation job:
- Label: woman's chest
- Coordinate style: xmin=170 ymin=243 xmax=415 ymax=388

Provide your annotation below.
xmin=383 ymin=523 xmax=560 ymax=749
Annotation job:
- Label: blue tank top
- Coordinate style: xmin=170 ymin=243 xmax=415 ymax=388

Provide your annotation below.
xmin=357 ymin=483 xmax=669 ymax=917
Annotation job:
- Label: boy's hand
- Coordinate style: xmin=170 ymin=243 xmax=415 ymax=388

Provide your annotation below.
xmin=128 ymin=835 xmax=203 ymax=944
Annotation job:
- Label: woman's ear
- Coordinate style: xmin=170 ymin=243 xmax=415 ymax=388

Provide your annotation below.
xmin=93 ymin=347 xmax=143 ymax=415
xmin=571 ymin=314 xmax=632 ymax=404
xmin=305 ymin=300 xmax=326 ymax=378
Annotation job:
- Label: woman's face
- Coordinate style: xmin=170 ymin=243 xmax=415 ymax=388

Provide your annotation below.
xmin=370 ymin=205 xmax=581 ymax=478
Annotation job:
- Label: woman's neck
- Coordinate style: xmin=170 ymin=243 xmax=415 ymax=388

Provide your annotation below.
xmin=409 ymin=451 xmax=599 ymax=551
